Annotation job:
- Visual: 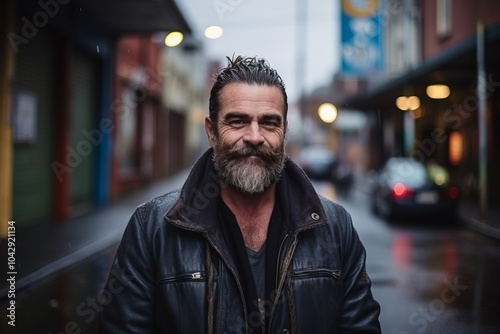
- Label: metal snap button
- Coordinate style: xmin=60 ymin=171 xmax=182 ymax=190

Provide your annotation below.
xmin=311 ymin=212 xmax=320 ymax=220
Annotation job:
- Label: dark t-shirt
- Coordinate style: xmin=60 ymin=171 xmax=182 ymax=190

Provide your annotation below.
xmin=246 ymin=244 xmax=266 ymax=315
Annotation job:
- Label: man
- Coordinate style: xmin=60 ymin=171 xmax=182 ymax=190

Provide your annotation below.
xmin=98 ymin=56 xmax=381 ymax=333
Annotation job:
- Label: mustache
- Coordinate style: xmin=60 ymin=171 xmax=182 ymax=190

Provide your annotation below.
xmin=222 ymin=142 xmax=282 ymax=160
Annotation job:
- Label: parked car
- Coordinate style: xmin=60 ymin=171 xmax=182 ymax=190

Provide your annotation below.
xmin=298 ymin=145 xmax=338 ymax=181
xmin=369 ymin=157 xmax=459 ymax=221
xmin=297 ymin=145 xmax=354 ymax=196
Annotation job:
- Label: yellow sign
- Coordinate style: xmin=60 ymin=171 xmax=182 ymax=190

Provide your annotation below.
xmin=342 ymin=0 xmax=378 ymax=18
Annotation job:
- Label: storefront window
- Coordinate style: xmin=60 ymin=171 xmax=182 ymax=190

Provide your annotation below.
xmin=118 ymin=86 xmax=139 ymax=176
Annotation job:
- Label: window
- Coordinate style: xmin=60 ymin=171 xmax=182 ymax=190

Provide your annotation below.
xmin=449 ymin=131 xmax=463 ymax=165
xmin=436 ymin=0 xmax=452 ymax=39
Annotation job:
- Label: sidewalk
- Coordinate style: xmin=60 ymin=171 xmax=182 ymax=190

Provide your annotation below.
xmin=459 ymin=200 xmax=500 ymax=241
xmin=0 ymin=169 xmax=190 ymax=300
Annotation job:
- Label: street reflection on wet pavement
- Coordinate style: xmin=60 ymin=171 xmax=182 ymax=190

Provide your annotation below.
xmin=330 ymin=178 xmax=500 ymax=334
xmin=383 ymin=228 xmax=500 ymax=333
xmin=0 ymin=245 xmax=117 ymax=334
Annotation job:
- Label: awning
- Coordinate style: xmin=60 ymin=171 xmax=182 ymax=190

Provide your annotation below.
xmin=339 ymin=23 xmax=500 ymax=111
xmin=79 ymin=0 xmax=192 ymax=34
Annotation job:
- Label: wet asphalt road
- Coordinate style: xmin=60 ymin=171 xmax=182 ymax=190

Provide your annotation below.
xmin=331 ymin=181 xmax=500 ymax=334
xmin=1 ymin=181 xmax=500 ymax=333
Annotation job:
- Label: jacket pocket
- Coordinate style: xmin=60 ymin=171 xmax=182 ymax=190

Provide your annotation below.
xmin=291 ymin=268 xmax=341 ymax=280
xmin=289 ymin=268 xmax=342 ymax=333
xmin=156 ymin=271 xmax=210 ymax=333
xmin=157 ymin=271 xmax=206 ymax=284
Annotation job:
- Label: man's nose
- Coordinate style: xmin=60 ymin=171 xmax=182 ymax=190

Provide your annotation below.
xmin=243 ymin=121 xmax=265 ymax=145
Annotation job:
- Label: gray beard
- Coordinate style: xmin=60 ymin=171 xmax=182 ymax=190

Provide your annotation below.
xmin=212 ymin=142 xmax=285 ymax=195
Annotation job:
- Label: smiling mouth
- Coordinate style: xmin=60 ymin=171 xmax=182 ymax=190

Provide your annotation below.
xmin=242 ymin=155 xmax=263 ymax=162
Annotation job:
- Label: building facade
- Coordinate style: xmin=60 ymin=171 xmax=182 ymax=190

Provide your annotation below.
xmin=0 ymin=0 xmax=192 ymax=235
xmin=338 ymin=0 xmax=500 ymax=223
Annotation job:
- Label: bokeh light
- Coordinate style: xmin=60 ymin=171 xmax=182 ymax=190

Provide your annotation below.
xmin=204 ymin=25 xmax=224 ymax=39
xmin=318 ymin=103 xmax=338 ymax=123
xmin=164 ymin=31 xmax=184 ymax=47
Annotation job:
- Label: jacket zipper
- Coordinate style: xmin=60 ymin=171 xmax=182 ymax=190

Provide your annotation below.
xmin=264 ymin=233 xmax=289 ymax=334
xmin=290 ymin=268 xmax=341 ymax=280
xmin=158 ymin=271 xmax=206 ymax=284
xmin=206 ymin=239 xmax=249 ymax=334
xmin=267 ymin=234 xmax=298 ymax=332
xmin=275 ymin=234 xmax=289 ymax=288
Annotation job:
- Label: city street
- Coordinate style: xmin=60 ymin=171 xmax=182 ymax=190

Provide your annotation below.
xmin=1 ymin=178 xmax=500 ymax=333
xmin=332 ymin=181 xmax=500 ymax=334
xmin=2 ymin=1 xmax=500 ymax=333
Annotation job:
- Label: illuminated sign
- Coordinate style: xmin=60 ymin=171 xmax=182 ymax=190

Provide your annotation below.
xmin=340 ymin=0 xmax=384 ymax=77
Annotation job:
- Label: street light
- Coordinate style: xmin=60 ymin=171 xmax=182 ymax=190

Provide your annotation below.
xmin=426 ymin=84 xmax=450 ymax=99
xmin=395 ymin=95 xmax=420 ymax=111
xmin=164 ymin=31 xmax=184 ymax=47
xmin=318 ymin=103 xmax=338 ymax=123
xmin=204 ymin=25 xmax=224 ymax=39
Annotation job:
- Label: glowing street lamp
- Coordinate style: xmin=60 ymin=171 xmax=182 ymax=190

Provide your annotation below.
xmin=395 ymin=95 xmax=420 ymax=111
xmin=318 ymin=103 xmax=338 ymax=123
xmin=426 ymin=84 xmax=450 ymax=99
xmin=204 ymin=25 xmax=224 ymax=39
xmin=164 ymin=31 xmax=184 ymax=47
xmin=407 ymin=96 xmax=421 ymax=110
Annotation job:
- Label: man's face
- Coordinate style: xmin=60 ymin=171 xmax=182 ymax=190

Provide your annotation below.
xmin=205 ymin=83 xmax=287 ymax=194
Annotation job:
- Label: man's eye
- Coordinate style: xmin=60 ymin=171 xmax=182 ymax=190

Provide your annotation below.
xmin=262 ymin=121 xmax=280 ymax=127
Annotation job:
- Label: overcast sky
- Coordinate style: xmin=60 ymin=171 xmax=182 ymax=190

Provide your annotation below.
xmin=178 ymin=0 xmax=341 ymax=103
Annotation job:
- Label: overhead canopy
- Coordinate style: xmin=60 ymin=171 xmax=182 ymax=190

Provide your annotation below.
xmin=79 ymin=0 xmax=192 ymax=34
xmin=339 ymin=23 xmax=500 ymax=111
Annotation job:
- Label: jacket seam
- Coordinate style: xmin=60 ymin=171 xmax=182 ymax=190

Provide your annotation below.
xmin=135 ymin=205 xmax=157 ymax=282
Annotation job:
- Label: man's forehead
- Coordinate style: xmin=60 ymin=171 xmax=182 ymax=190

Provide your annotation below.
xmin=218 ymin=83 xmax=285 ymax=114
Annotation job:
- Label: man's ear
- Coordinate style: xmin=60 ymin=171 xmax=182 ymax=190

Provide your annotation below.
xmin=205 ymin=116 xmax=216 ymax=148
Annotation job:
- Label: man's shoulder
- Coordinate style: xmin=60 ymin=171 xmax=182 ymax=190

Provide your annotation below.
xmin=134 ymin=189 xmax=181 ymax=224
xmin=318 ymin=195 xmax=349 ymax=216
xmin=317 ymin=195 xmax=352 ymax=228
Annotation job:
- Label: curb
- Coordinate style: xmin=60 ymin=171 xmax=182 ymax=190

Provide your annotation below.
xmin=0 ymin=230 xmax=123 ymax=303
xmin=460 ymin=215 xmax=500 ymax=242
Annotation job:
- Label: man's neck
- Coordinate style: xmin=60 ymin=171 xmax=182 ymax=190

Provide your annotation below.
xmin=220 ymin=183 xmax=276 ymax=251
xmin=220 ymin=183 xmax=276 ymax=216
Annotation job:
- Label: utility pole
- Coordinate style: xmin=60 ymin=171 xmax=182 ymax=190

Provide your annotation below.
xmin=477 ymin=20 xmax=488 ymax=221
xmin=295 ymin=0 xmax=307 ymax=145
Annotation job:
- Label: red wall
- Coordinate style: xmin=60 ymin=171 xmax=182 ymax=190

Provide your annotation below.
xmin=420 ymin=0 xmax=500 ymax=60
xmin=110 ymin=35 xmax=163 ymax=198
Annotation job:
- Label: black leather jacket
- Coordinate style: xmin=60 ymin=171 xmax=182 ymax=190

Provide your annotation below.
xmin=98 ymin=149 xmax=381 ymax=333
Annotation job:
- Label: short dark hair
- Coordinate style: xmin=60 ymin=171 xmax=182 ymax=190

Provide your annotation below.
xmin=208 ymin=55 xmax=288 ymax=135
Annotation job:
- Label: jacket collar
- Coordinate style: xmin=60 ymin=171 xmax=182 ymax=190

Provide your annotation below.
xmin=164 ymin=148 xmax=328 ymax=233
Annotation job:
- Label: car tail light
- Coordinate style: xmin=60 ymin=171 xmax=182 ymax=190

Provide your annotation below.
xmin=445 ymin=186 xmax=459 ymax=199
xmin=391 ymin=182 xmax=414 ymax=200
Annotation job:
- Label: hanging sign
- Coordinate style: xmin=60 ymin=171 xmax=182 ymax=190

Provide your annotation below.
xmin=340 ymin=0 xmax=384 ymax=77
